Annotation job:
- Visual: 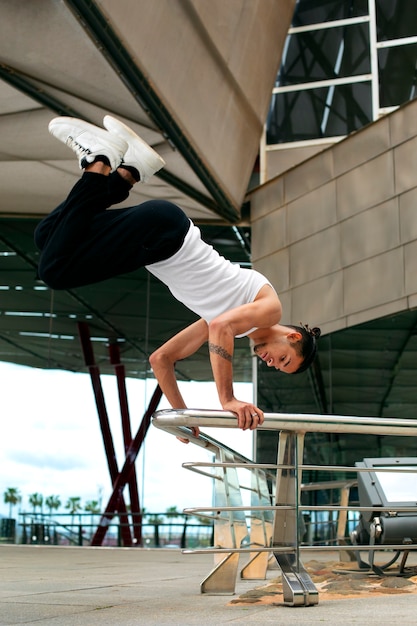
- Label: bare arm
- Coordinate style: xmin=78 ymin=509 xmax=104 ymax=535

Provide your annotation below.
xmin=150 ymin=285 xmax=281 ymax=434
xmin=149 ymin=319 xmax=209 ymax=442
xmin=208 ymin=285 xmax=281 ymax=429
xmin=149 ymin=318 xmax=209 ymax=408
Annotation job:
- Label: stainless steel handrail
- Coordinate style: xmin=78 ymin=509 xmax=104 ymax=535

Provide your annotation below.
xmin=152 ymin=409 xmax=417 ymax=605
xmin=153 ymin=408 xmax=417 ymax=436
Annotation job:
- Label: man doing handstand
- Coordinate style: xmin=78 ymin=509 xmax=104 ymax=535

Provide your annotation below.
xmin=35 ymin=116 xmax=320 ymax=434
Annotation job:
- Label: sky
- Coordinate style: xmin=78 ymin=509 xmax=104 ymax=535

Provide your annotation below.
xmin=0 ymin=361 xmax=253 ymax=519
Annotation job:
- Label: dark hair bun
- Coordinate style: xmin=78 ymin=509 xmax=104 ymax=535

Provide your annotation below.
xmin=300 ymin=323 xmax=321 ymax=340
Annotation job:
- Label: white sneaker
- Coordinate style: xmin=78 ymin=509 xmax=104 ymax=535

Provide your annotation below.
xmin=48 ymin=117 xmax=128 ymax=171
xmin=103 ymin=115 xmax=166 ymax=183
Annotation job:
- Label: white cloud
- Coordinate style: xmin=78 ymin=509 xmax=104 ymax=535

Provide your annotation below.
xmin=0 ymin=362 xmax=253 ymax=518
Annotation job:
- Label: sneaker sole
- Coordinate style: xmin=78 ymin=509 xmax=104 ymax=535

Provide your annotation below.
xmin=103 ymin=115 xmax=166 ymax=177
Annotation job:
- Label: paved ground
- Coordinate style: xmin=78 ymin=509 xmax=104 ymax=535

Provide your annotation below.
xmin=1 ymin=544 xmax=417 ymax=625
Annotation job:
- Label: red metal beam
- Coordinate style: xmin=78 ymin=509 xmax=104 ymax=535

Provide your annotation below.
xmin=108 ymin=342 xmax=142 ymax=545
xmin=91 ymin=383 xmax=162 ymax=546
xmin=77 ymin=322 xmax=133 ymax=547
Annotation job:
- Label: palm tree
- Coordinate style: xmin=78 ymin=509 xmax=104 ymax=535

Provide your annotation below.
xmin=165 ymin=506 xmax=179 ymax=542
xmin=84 ymin=500 xmax=101 ymax=540
xmin=65 ymin=497 xmax=82 ymax=523
xmin=84 ymin=500 xmax=101 ymax=526
xmin=28 ymin=493 xmax=43 ymax=516
xmin=3 ymin=488 xmax=21 ymax=519
xmin=45 ymin=495 xmax=61 ymax=517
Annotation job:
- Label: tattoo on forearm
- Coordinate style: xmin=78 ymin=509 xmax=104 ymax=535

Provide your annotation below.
xmin=208 ymin=342 xmax=233 ymax=362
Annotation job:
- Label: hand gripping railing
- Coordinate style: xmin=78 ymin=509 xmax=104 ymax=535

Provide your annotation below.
xmin=152 ymin=409 xmax=417 ymax=606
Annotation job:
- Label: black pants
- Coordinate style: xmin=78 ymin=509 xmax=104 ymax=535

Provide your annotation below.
xmin=35 ymin=171 xmax=190 ymax=289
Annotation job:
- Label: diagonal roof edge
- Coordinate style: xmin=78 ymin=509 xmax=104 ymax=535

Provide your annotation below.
xmin=64 ymin=0 xmax=241 ymax=223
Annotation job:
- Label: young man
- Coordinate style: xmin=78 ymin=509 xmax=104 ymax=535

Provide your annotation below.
xmin=35 ymin=116 xmax=320 ymax=435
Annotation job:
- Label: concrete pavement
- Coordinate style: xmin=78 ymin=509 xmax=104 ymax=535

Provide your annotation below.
xmin=1 ymin=544 xmax=417 ymax=625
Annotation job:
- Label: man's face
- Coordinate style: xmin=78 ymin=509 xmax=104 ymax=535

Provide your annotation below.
xmin=253 ymin=337 xmax=303 ymax=374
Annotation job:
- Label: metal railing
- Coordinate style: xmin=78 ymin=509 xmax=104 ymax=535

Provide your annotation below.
xmin=16 ymin=512 xmax=212 ymax=549
xmin=152 ymin=409 xmax=417 ymax=606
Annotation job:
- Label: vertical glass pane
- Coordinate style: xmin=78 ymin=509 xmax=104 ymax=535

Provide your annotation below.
xmin=267 ymin=83 xmax=372 ymax=144
xmin=376 ymin=0 xmax=417 ymax=40
xmin=292 ymin=0 xmax=368 ymax=27
xmin=277 ymin=23 xmax=370 ymax=88
xmin=378 ymin=44 xmax=417 ymax=107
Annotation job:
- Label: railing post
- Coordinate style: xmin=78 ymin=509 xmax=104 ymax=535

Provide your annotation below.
xmin=272 ymin=431 xmax=318 ymax=606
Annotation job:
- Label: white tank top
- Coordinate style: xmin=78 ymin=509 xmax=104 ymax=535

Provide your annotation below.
xmin=146 ymin=222 xmax=273 ymax=336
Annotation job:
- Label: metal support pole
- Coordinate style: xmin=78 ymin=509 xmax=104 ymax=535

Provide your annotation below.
xmin=272 ymin=432 xmax=319 ymax=606
xmin=77 ymin=322 xmax=133 ymax=547
xmin=91 ymin=383 xmax=163 ymax=546
xmin=108 ymin=342 xmax=142 ymax=545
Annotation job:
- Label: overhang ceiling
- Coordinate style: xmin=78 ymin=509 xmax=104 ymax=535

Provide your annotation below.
xmin=0 ymin=0 xmax=293 ymax=381
xmin=0 ymin=0 xmax=292 ymax=222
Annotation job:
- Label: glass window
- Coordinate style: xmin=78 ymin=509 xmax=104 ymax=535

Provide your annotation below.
xmin=266 ymin=0 xmax=417 ymax=146
xmin=277 ymin=23 xmax=370 ymax=88
xmin=267 ymin=82 xmax=372 ymax=144
xmin=378 ymin=44 xmax=417 ymax=107
xmin=376 ymin=0 xmax=417 ymax=41
xmin=292 ymin=0 xmax=368 ymax=27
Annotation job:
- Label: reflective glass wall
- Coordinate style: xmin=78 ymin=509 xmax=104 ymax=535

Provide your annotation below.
xmin=265 ymin=0 xmax=417 ymax=150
